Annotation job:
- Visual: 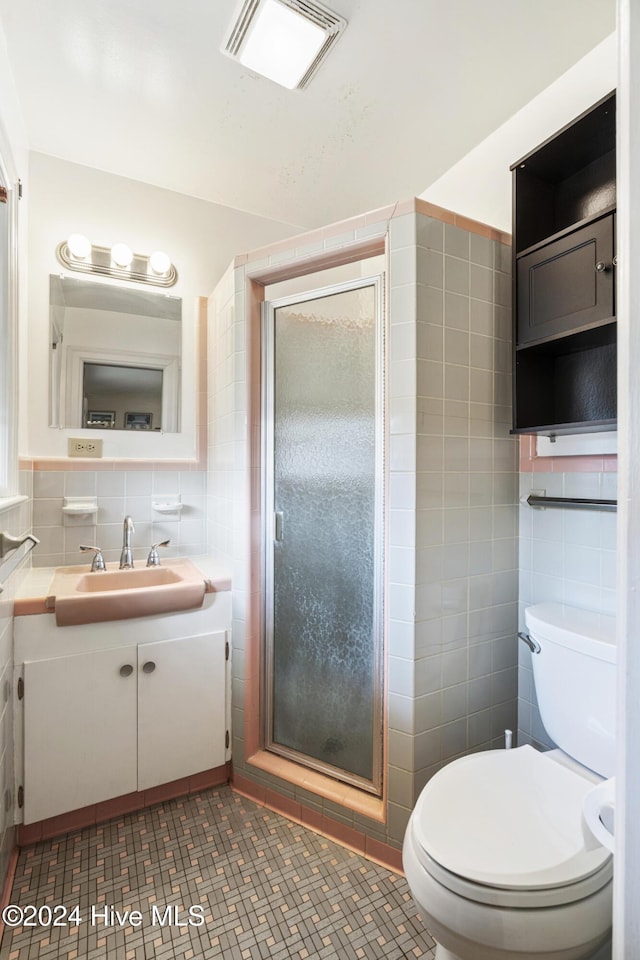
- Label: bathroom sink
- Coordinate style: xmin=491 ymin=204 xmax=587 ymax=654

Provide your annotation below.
xmin=47 ymin=558 xmax=212 ymax=626
xmin=74 ymin=566 xmax=183 ymax=593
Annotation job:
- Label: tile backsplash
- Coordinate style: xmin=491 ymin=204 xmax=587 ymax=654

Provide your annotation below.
xmin=30 ymin=467 xmax=206 ymax=567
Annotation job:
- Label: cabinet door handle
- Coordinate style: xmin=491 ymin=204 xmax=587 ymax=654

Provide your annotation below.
xmin=119 ymin=664 xmax=134 ymax=677
xmin=142 ymin=661 xmax=156 ymax=674
xmin=595 ymin=260 xmax=610 ymax=273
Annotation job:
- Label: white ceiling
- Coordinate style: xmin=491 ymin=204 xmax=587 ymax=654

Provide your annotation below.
xmin=0 ymin=0 xmax=615 ymax=229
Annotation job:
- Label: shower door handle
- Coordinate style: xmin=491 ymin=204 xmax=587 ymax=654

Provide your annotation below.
xmin=274 ymin=512 xmax=284 ymax=542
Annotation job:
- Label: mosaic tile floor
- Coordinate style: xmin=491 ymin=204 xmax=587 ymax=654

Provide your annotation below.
xmin=0 ymin=786 xmax=435 ymax=959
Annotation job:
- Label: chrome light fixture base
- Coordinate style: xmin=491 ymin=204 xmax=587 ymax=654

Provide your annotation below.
xmin=56 ymin=241 xmax=178 ymax=288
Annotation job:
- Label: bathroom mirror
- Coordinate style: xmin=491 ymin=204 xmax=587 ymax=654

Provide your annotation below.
xmin=49 ymin=275 xmax=181 ymax=432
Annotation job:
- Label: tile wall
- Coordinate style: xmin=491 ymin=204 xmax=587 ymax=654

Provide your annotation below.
xmin=207 ymin=199 xmax=519 ymax=852
xmin=0 ymin=466 xmax=33 ymax=888
xmin=28 ymin=466 xmax=207 ymax=567
xmin=518 ymin=465 xmax=617 ymax=748
xmin=206 ymin=263 xmax=236 ymax=570
xmin=388 ymin=210 xmax=518 ymax=836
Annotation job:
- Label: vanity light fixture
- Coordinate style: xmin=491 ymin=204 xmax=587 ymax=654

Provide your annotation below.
xmin=110 ymin=242 xmax=134 ymax=268
xmin=149 ymin=250 xmax=172 ymax=276
xmin=223 ymin=0 xmax=346 ymax=90
xmin=66 ymin=233 xmax=91 ymax=260
xmin=57 ymin=236 xmax=177 ymax=287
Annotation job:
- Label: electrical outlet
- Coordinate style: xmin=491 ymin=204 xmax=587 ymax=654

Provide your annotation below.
xmin=68 ymin=437 xmax=103 ymax=458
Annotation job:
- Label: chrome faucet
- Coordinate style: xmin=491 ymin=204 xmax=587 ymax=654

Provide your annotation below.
xmin=120 ymin=516 xmax=135 ymax=569
xmin=79 ymin=544 xmax=106 ymax=572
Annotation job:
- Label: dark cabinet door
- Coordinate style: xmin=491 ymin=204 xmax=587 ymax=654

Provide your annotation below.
xmin=516 ymin=214 xmax=614 ymax=346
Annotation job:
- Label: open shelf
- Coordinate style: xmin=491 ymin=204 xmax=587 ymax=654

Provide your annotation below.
xmin=512 ymin=92 xmax=616 ymax=254
xmin=513 ymin=323 xmax=616 ymax=435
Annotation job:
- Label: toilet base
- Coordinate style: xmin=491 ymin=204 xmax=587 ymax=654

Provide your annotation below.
xmin=403 ymin=824 xmax=612 ymax=960
xmin=435 ymin=946 xmax=460 ymax=960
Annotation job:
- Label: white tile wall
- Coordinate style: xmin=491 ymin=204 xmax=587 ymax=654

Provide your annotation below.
xmin=31 ymin=468 xmax=206 ymax=567
xmin=518 ymin=470 xmax=617 ymax=748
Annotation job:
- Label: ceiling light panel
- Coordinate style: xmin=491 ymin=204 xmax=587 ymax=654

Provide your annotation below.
xmin=224 ymin=0 xmax=346 ymax=90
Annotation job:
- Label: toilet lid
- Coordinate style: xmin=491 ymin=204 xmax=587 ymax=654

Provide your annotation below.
xmin=412 ymin=745 xmax=611 ymax=889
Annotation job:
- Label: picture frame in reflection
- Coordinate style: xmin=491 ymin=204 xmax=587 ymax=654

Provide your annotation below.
xmin=86 ymin=410 xmax=115 ymax=428
xmin=125 ymin=412 xmax=153 ymax=430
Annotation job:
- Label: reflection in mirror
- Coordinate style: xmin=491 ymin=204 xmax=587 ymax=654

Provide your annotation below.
xmin=49 ymin=276 xmax=181 ymax=432
xmin=83 ymin=364 xmax=162 ymax=430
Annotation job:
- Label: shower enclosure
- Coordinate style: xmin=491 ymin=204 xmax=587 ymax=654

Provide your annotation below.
xmin=262 ymin=276 xmax=384 ymax=794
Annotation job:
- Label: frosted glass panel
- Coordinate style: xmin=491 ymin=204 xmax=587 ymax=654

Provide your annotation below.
xmin=268 ymin=283 xmax=380 ymax=787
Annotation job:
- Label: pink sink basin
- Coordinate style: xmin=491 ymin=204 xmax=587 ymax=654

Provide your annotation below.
xmin=47 ymin=558 xmax=210 ymax=626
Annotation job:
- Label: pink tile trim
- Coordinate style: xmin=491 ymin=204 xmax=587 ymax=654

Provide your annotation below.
xmin=298 ymin=805 xmax=324 ymax=833
xmin=41 ymin=805 xmax=96 ymax=840
xmin=243 ymin=208 xmax=389 ymax=265
xmin=319 ymin=818 xmax=366 ymax=856
xmin=519 ymin=435 xmax=618 ymax=473
xmin=365 ymin=836 xmax=404 ymax=874
xmin=246 ymin=238 xmax=386 ymax=286
xmin=414 ymin=198 xmax=512 ymax=244
xmin=143 ymin=777 xmax=192 ymax=806
xmin=95 ymin=793 xmax=143 ymax=821
xmin=16 ymin=822 xmax=42 ymax=846
xmin=264 ymin=789 xmax=301 ymax=822
xmin=232 ymin=772 xmax=266 ymax=805
xmin=16 ymin=765 xmax=230 ymax=845
xmin=188 ymin=763 xmax=231 ymax=792
xmin=246 ymin=749 xmax=385 ymax=820
xmin=230 ymin=779 xmax=402 ymax=874
xmin=30 ymin=459 xmax=203 ymax=471
xmin=0 ymin=843 xmax=18 ymax=919
xmin=13 ymin=599 xmax=50 ymax=617
xmin=237 ymin=197 xmax=510 ymax=272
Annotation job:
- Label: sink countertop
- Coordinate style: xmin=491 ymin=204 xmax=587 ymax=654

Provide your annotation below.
xmin=14 ymin=555 xmax=231 ymax=617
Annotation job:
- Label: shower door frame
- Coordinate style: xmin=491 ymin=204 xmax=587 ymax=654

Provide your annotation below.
xmin=261 ymin=274 xmax=386 ymax=796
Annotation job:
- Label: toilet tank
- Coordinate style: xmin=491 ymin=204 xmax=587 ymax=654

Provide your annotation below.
xmin=524 ymin=602 xmax=616 ymax=778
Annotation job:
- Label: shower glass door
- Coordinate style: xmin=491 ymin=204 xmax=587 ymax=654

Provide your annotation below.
xmin=263 ymin=276 xmax=384 ymax=795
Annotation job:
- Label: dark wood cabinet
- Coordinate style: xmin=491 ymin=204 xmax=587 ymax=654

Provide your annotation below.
xmin=511 ymin=92 xmax=616 ymax=435
xmin=516 ymin=213 xmax=615 ymax=346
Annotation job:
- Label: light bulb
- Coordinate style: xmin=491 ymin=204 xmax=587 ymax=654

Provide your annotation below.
xmin=67 ymin=233 xmax=91 ymax=260
xmin=149 ymin=250 xmax=171 ymax=275
xmin=111 ymin=242 xmax=134 ymax=268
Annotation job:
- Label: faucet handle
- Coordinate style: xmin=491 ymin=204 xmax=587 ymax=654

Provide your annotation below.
xmin=79 ymin=544 xmax=106 ymax=572
xmin=147 ymin=540 xmax=170 ymax=567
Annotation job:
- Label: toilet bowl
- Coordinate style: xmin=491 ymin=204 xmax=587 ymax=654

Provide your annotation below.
xmin=403 ymin=603 xmax=616 ymax=960
xmin=403 ymin=745 xmax=612 ymax=960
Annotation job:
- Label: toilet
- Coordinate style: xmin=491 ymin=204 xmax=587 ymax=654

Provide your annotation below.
xmin=402 ymin=602 xmax=616 ymax=960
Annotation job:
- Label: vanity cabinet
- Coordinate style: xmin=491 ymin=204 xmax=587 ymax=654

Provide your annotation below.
xmin=137 ymin=633 xmax=226 ymax=791
xmin=511 ymin=91 xmax=616 ymax=434
xmin=15 ymin=601 xmax=231 ymax=825
xmin=24 ymin=646 xmax=138 ymax=823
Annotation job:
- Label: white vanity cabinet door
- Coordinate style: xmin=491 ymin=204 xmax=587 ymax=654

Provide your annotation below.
xmin=23 ymin=646 xmax=138 ymax=824
xmin=137 ymin=631 xmax=227 ymax=791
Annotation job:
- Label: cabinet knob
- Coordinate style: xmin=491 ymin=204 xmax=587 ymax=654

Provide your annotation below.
xmin=595 ymin=260 xmax=610 ymax=273
xmin=119 ymin=664 xmax=134 ymax=677
xmin=142 ymin=660 xmax=156 ymax=674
